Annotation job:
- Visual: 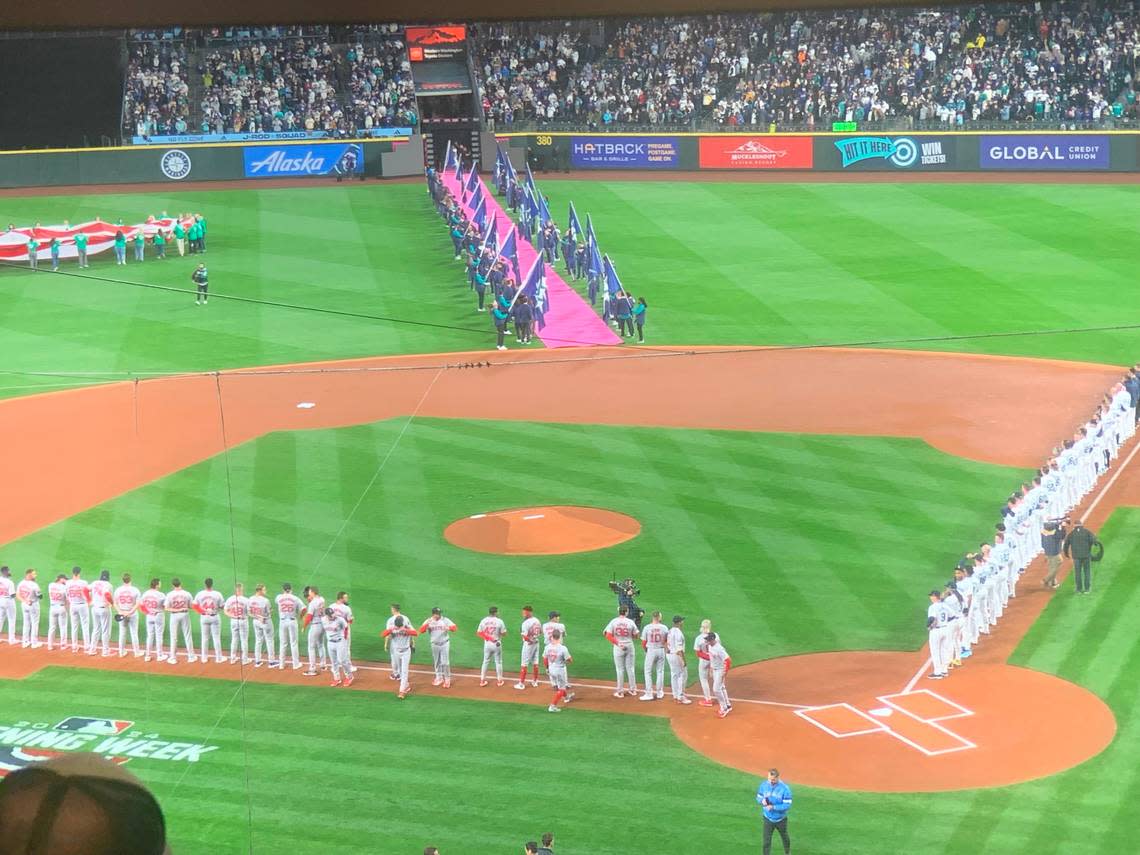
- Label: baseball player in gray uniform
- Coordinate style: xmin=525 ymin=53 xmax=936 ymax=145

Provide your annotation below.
xmin=275 ymin=583 xmax=305 ymax=670
xmin=139 ymin=578 xmax=167 ymax=663
xmin=541 ymin=610 xmax=566 ymax=688
xmin=477 ymin=605 xmax=507 ymax=687
xmin=46 ymin=574 xmax=68 ymax=651
xmin=248 ymin=584 xmax=276 ymax=667
xmin=706 ymin=633 xmax=733 ymax=717
xmin=164 ymin=578 xmax=195 ymax=664
xmin=385 ymin=603 xmax=406 ymax=681
xmin=693 ymin=619 xmax=720 ymax=706
xmin=193 ymin=578 xmax=224 ymax=664
xmin=16 ymin=569 xmax=41 ymax=649
xmin=331 ymin=592 xmax=356 ymax=674
xmin=303 ymin=586 xmax=327 ymax=676
xmin=640 ymin=611 xmax=668 ymax=701
xmin=321 ymin=607 xmax=353 ymax=688
xmin=603 ymin=605 xmax=639 ymax=697
xmin=666 ymin=615 xmax=692 ymax=704
xmin=419 ymin=607 xmax=457 ymax=687
xmin=926 ymin=590 xmax=950 ymax=679
xmin=543 ymin=629 xmax=574 ymax=712
xmin=384 ymin=615 xmax=419 ymax=698
xmin=114 ymin=574 xmax=142 ymax=658
xmin=0 ymin=567 xmax=15 ymax=645
xmin=65 ymin=567 xmax=91 ymax=654
xmin=516 ymin=605 xmax=542 ymax=690
xmin=90 ymin=570 xmax=113 ymax=656
xmin=225 ymin=583 xmax=251 ymax=665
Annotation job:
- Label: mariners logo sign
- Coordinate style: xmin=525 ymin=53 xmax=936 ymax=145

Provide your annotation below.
xmin=159 ymin=149 xmax=193 ymax=180
xmin=0 ymin=716 xmax=219 ymax=776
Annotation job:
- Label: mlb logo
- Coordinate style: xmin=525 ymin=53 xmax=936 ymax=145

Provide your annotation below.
xmin=54 ymin=717 xmax=134 ymax=736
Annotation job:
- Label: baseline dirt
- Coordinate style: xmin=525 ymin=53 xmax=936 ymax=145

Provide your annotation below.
xmin=444 ymin=505 xmax=641 ymax=554
xmin=0 ymin=344 xmax=1132 ymax=791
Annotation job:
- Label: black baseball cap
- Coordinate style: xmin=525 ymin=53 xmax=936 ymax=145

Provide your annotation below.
xmin=431 ymin=607 xmax=441 ymax=615
xmin=548 ymin=610 xmax=560 ymax=619
xmin=672 ymin=615 xmax=685 ymax=624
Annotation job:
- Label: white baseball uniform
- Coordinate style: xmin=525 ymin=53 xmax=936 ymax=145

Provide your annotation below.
xmin=276 ymin=591 xmax=305 ymax=669
xmin=707 ymin=641 xmax=733 ymax=713
xmin=640 ymin=621 xmax=668 ymax=699
xmin=17 ymin=579 xmax=40 ymax=648
xmin=604 ymin=615 xmax=639 ymax=694
xmin=90 ymin=578 xmax=113 ymax=655
xmin=477 ymin=615 xmax=507 ymax=683
xmin=520 ymin=615 xmax=541 ymax=666
xmin=545 ymin=641 xmax=572 ymax=691
xmin=385 ymin=612 xmax=405 ymax=678
xmin=249 ymin=594 xmax=276 ymax=666
xmin=386 ymin=623 xmax=418 ymax=693
xmin=47 ymin=581 xmax=68 ymax=650
xmin=165 ymin=588 xmax=195 ymax=663
xmin=666 ymin=625 xmax=689 ymax=701
xmin=541 ymin=619 xmax=566 ymax=652
xmin=927 ymin=600 xmax=950 ymax=677
xmin=114 ymin=583 xmax=141 ymax=656
xmin=305 ymin=596 xmax=327 ymax=672
xmin=329 ymin=602 xmax=355 ymax=673
xmin=419 ymin=615 xmax=456 ymax=684
xmin=225 ymin=594 xmax=250 ymax=663
xmin=694 ymin=631 xmax=720 ymax=702
xmin=139 ymin=587 xmax=167 ymax=661
xmin=65 ymin=577 xmax=91 ymax=652
xmin=322 ymin=614 xmax=351 ymax=682
xmin=0 ymin=576 xmax=15 ymax=645
xmin=194 ymin=589 xmax=224 ymax=662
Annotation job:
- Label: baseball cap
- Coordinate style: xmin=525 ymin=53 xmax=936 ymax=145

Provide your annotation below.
xmin=929 ymin=589 xmax=941 ymax=597
xmin=672 ymin=614 xmax=685 ymax=624
xmin=431 ymin=607 xmax=441 ymax=615
xmin=548 ymin=610 xmax=560 ymax=619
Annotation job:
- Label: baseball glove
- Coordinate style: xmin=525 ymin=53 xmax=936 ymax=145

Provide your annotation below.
xmin=113 ymin=614 xmax=124 ymax=623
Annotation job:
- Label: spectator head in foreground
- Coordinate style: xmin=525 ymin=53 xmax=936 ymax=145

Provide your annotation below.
xmin=0 ymin=752 xmax=169 ymax=855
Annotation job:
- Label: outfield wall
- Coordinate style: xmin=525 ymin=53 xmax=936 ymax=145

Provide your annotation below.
xmin=0 ymin=137 xmax=420 ymax=189
xmin=499 ymin=131 xmax=1140 ymax=173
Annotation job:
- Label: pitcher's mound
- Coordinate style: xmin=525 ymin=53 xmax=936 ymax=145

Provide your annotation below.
xmin=444 ymin=506 xmax=640 ymax=555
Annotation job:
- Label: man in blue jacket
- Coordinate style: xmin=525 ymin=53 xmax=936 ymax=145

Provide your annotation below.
xmin=756 ymin=768 xmax=792 ymax=855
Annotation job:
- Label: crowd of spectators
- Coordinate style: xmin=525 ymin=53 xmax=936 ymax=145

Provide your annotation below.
xmin=473 ymin=3 xmax=1140 ymax=128
xmin=122 ymin=41 xmax=193 ymax=138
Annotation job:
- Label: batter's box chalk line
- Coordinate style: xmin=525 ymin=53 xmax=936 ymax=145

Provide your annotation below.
xmin=795 ymin=692 xmax=976 ymax=757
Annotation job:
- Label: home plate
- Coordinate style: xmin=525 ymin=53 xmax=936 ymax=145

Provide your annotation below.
xmin=868 ymin=708 xmax=893 ymax=717
xmin=296 ymin=402 xmax=316 ymax=409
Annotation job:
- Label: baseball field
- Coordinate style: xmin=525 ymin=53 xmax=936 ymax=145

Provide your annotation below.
xmin=2 ymin=175 xmax=1140 ymax=854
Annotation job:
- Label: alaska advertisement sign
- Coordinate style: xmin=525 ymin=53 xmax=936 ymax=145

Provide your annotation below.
xmin=242 ymin=143 xmax=364 ymax=177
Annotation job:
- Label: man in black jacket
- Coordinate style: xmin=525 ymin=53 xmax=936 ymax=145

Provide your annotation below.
xmin=1063 ymin=520 xmax=1102 ymax=594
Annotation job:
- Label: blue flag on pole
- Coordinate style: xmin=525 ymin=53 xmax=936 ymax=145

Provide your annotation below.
xmin=480 ymin=213 xmax=498 ymax=257
xmin=603 ymin=254 xmax=623 ymax=296
xmin=470 ymin=181 xmax=485 ymax=213
xmin=589 ymin=243 xmax=604 ymax=278
xmin=494 ymin=149 xmax=504 ymax=187
xmin=568 ymin=201 xmax=583 ymax=240
xmin=496 ymin=227 xmax=522 ymax=285
xmin=443 ymin=140 xmax=455 ymax=173
xmin=465 ymin=163 xmax=479 ymax=192
xmin=586 ymin=214 xmax=598 ymax=252
xmin=473 ymin=199 xmax=487 ymax=232
xmin=504 ymin=150 xmax=517 ymax=184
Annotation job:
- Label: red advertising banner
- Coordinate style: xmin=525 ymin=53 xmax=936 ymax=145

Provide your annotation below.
xmin=699 ymin=136 xmax=813 ymax=169
xmin=406 ymin=26 xmax=467 ymax=62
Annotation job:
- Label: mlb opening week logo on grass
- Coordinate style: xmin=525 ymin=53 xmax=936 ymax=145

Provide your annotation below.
xmin=0 ymin=717 xmax=219 ymax=776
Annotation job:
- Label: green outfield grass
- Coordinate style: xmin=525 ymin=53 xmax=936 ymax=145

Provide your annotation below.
xmin=0 ymin=420 xmax=1023 ymax=672
xmin=1 ymin=181 xmax=1137 ymax=403
xmin=3 ymin=505 xmax=1137 ymax=855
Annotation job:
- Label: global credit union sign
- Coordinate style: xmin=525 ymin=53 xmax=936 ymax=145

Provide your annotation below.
xmin=243 ymin=143 xmax=364 ymax=177
xmin=979 ymin=135 xmax=1109 ymax=170
xmin=570 ymin=136 xmax=679 ymax=169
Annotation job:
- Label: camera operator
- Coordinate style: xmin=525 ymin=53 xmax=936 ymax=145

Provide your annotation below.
xmin=609 ymin=578 xmax=644 ymax=628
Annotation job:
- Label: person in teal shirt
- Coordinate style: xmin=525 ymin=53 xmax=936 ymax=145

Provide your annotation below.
xmin=113 ymin=230 xmax=127 ymax=265
xmin=473 ymin=267 xmax=488 ymax=312
xmin=133 ymin=231 xmax=145 ymax=262
xmin=187 ymin=221 xmax=199 ymax=254
xmin=196 ymin=215 xmax=207 ymax=252
xmin=50 ymin=237 xmax=61 ymax=271
xmin=633 ymin=296 xmax=648 ymax=343
xmin=74 ymin=231 xmax=89 ymax=268
xmin=757 ymin=768 xmax=793 ymax=855
xmin=153 ymin=230 xmax=166 ymax=259
xmin=27 ymin=237 xmax=39 ymax=270
xmin=173 ymin=220 xmax=186 ymax=256
xmin=491 ymin=303 xmax=510 ymax=350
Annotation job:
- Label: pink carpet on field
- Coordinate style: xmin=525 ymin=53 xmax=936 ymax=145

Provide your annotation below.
xmin=442 ymin=172 xmax=620 ymax=348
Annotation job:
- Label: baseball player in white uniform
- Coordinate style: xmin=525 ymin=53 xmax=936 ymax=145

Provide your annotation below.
xmin=476 ymin=605 xmax=507 ymax=687
xmin=640 ymin=611 xmax=668 ymax=701
xmin=225 ymin=583 xmax=251 ymax=664
xmin=942 ymin=587 xmax=964 ymax=669
xmin=194 ymin=578 xmax=225 ymax=664
xmin=330 ymin=592 xmax=356 ymax=674
xmin=953 ymin=568 xmax=975 ymax=660
xmin=603 ymin=605 xmax=639 ymax=697
xmin=321 ymin=607 xmax=354 ymax=688
xmin=926 ymin=590 xmax=950 ymax=679
xmin=65 ymin=567 xmax=91 ymax=654
xmin=248 ymin=584 xmax=276 ymax=668
xmin=516 ymin=605 xmax=542 ymax=690
xmin=16 ymin=569 xmax=41 ymax=649
xmin=90 ymin=570 xmax=113 ymax=656
xmin=541 ymin=610 xmax=566 ymax=688
xmin=139 ymin=578 xmax=167 ymax=662
xmin=46 ymin=574 xmax=68 ymax=651
xmin=384 ymin=615 xmax=419 ymax=698
xmin=302 ymin=586 xmax=327 ymax=676
xmin=0 ymin=567 xmax=15 ymax=645
xmin=693 ymin=619 xmax=720 ymax=706
xmin=384 ymin=603 xmax=406 ymax=681
xmin=113 ymin=574 xmax=142 ymax=658
xmin=419 ymin=607 xmax=456 ymax=687
xmin=706 ymin=634 xmax=733 ymax=718
xmin=165 ymin=578 xmax=196 ymax=664
xmin=543 ymin=629 xmax=574 ymax=712
xmin=276 ymin=583 xmax=305 ymax=670
xmin=666 ymin=615 xmax=692 ymax=704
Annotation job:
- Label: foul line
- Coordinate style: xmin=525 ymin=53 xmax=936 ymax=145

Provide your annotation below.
xmin=899 ymin=430 xmax=1140 ymax=695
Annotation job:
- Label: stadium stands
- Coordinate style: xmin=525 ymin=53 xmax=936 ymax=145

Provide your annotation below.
xmin=473 ymin=4 xmax=1140 ymax=129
